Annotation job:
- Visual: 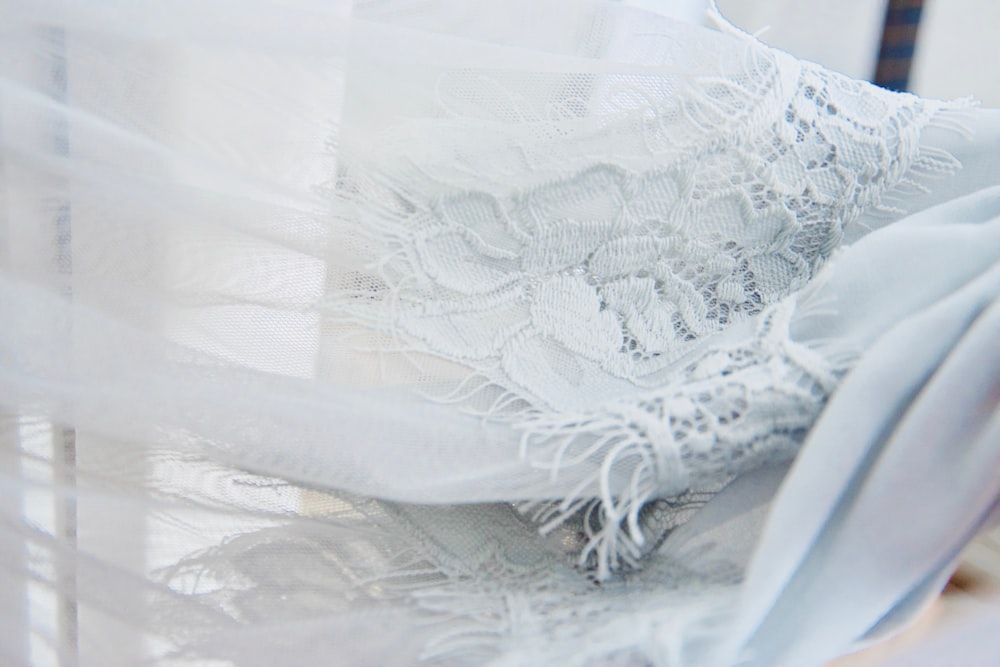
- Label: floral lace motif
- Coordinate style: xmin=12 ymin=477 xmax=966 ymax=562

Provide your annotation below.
xmin=333 ymin=43 xmax=947 ymax=412
xmin=328 ymin=24 xmax=957 ymax=576
xmin=516 ymin=300 xmax=839 ymax=577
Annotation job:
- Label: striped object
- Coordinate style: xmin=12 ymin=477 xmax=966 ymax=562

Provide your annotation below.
xmin=874 ymin=0 xmax=925 ymax=91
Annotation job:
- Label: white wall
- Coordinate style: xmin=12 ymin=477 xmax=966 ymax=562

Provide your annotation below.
xmin=717 ymin=0 xmax=1000 ymax=106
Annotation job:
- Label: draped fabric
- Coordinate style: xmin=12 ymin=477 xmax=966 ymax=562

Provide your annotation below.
xmin=1 ymin=1 xmax=998 ymax=665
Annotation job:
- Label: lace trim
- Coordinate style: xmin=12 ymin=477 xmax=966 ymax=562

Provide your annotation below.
xmin=514 ymin=299 xmax=841 ymax=578
xmin=323 ymin=16 xmax=965 ymax=578
xmin=329 ymin=39 xmax=958 ymax=411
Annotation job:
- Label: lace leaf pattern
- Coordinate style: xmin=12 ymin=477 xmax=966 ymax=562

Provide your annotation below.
xmin=327 ymin=27 xmax=959 ymax=576
xmin=332 ymin=46 xmax=950 ymax=411
xmin=346 ymin=501 xmax=735 ymax=666
xmin=515 ymin=299 xmax=840 ymax=578
xmin=156 ymin=491 xmax=736 ymax=666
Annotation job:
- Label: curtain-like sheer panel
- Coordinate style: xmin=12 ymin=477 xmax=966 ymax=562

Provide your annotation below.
xmin=1 ymin=2 xmax=997 ymax=665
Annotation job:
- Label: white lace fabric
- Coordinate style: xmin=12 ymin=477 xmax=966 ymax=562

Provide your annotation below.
xmin=328 ymin=5 xmax=964 ymax=581
xmin=1 ymin=2 xmax=998 ymax=666
xmin=334 ymin=18 xmax=952 ymax=411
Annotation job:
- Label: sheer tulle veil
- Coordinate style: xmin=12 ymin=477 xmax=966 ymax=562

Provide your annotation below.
xmin=1 ymin=1 xmax=998 ymax=665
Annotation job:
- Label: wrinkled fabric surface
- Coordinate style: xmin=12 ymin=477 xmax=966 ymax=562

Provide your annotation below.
xmin=1 ymin=1 xmax=998 ymax=665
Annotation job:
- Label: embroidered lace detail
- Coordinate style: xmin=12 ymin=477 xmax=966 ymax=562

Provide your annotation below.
xmin=160 ymin=493 xmax=735 ymax=666
xmin=330 ymin=38 xmax=952 ymax=411
xmin=324 ymin=21 xmax=960 ymax=577
xmin=515 ymin=300 xmax=840 ymax=578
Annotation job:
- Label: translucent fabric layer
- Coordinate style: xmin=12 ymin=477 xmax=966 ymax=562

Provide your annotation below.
xmin=1 ymin=1 xmax=998 ymax=665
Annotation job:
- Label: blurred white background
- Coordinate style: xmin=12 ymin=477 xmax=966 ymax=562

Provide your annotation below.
xmin=712 ymin=0 xmax=1000 ymax=106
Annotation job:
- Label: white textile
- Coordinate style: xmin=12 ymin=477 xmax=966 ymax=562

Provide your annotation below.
xmin=1 ymin=1 xmax=998 ymax=665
